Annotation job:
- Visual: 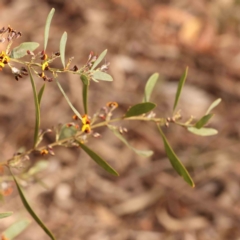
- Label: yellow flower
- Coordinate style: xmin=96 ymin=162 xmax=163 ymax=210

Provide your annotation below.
xmin=81 ymin=114 xmax=91 ymax=133
xmin=0 ymin=51 xmax=10 ymax=69
xmin=42 ymin=61 xmax=49 ymax=71
xmin=106 ymin=101 xmax=118 ymax=109
xmin=40 ymin=149 xmax=49 ymax=156
xmin=82 ymin=114 xmax=90 ymax=124
xmin=81 ymin=124 xmax=91 ymax=133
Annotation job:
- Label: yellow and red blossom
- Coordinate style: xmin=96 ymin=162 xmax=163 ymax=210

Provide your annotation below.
xmin=0 ymin=51 xmax=10 ymax=70
xmin=72 ymin=114 xmax=79 ymax=120
xmin=82 ymin=124 xmax=91 ymax=133
xmin=40 ymin=149 xmax=49 ymax=156
xmin=81 ymin=114 xmax=91 ymax=133
xmin=106 ymin=101 xmax=118 ymax=108
xmin=41 ymin=53 xmax=48 ymax=61
xmin=2 ymin=187 xmax=13 ymax=196
xmin=40 ymin=53 xmax=49 ymax=75
xmin=42 ymin=61 xmax=49 ymax=71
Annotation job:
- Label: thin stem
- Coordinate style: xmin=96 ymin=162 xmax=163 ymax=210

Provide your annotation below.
xmin=0 ymin=116 xmax=166 ymax=167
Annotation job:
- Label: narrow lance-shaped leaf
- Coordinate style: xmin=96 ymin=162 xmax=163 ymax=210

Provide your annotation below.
xmin=60 ymin=31 xmax=67 ymax=68
xmin=0 ymin=211 xmax=13 ymax=219
xmin=9 ymin=169 xmax=56 ymax=240
xmin=206 ymin=98 xmax=222 ymax=115
xmin=28 ymin=67 xmax=40 ymax=148
xmin=143 ymin=73 xmax=159 ymax=102
xmin=2 ymin=219 xmax=31 ymax=240
xmin=187 ymin=127 xmax=218 ymax=136
xmin=81 ymin=74 xmax=89 ymax=114
xmin=195 ymin=114 xmax=213 ymax=129
xmin=91 ymin=49 xmax=107 ymax=70
xmin=56 ymin=79 xmax=82 ymax=121
xmin=173 ymin=67 xmax=188 ymax=112
xmin=92 ymin=71 xmax=113 ymax=81
xmin=27 ymin=160 xmax=49 ymax=176
xmin=10 ymin=42 xmax=39 ymax=59
xmin=109 ymin=126 xmax=153 ymax=157
xmin=125 ymin=102 xmax=156 ymax=118
xmin=158 ymin=125 xmax=195 ymax=187
xmin=38 ymin=83 xmax=46 ymax=105
xmin=44 ymin=8 xmax=55 ymax=51
xmin=77 ymin=141 xmax=119 ymax=176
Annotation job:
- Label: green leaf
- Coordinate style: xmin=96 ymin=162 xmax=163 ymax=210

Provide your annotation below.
xmin=173 ymin=67 xmax=188 ymax=112
xmin=44 ymin=8 xmax=55 ymax=51
xmin=143 ymin=73 xmax=159 ymax=102
xmin=109 ymin=126 xmax=153 ymax=157
xmin=28 ymin=67 xmax=40 ymax=148
xmin=206 ymin=98 xmax=222 ymax=115
xmin=10 ymin=42 xmax=39 ymax=59
xmin=38 ymin=83 xmax=46 ymax=105
xmin=59 ymin=125 xmax=77 ymax=140
xmin=81 ymin=75 xmax=89 ymax=114
xmin=92 ymin=71 xmax=113 ymax=81
xmin=27 ymin=161 xmax=49 ymax=176
xmin=195 ymin=114 xmax=213 ymax=129
xmin=0 ymin=212 xmax=13 ymax=219
xmin=10 ymin=169 xmax=56 ymax=240
xmin=91 ymin=49 xmax=107 ymax=70
xmin=125 ymin=102 xmax=156 ymax=118
xmin=2 ymin=219 xmax=31 ymax=240
xmin=158 ymin=125 xmax=195 ymax=187
xmin=77 ymin=141 xmax=119 ymax=176
xmin=187 ymin=127 xmax=218 ymax=136
xmin=60 ymin=31 xmax=67 ymax=68
xmin=56 ymin=79 xmax=82 ymax=121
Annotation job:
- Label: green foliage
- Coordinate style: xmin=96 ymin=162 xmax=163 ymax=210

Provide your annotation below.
xmin=26 ymin=160 xmax=49 ymax=176
xmin=158 ymin=125 xmax=195 ymax=187
xmin=109 ymin=125 xmax=153 ymax=157
xmin=44 ymin=8 xmax=55 ymax=51
xmin=60 ymin=32 xmax=67 ymax=68
xmin=206 ymin=98 xmax=222 ymax=115
xmin=143 ymin=73 xmax=159 ymax=102
xmin=38 ymin=83 xmax=46 ymax=105
xmin=0 ymin=211 xmax=13 ymax=219
xmin=2 ymin=219 xmax=31 ymax=240
xmin=125 ymin=102 xmax=156 ymax=118
xmin=173 ymin=67 xmax=188 ymax=112
xmin=187 ymin=127 xmax=218 ymax=136
xmin=91 ymin=49 xmax=107 ymax=70
xmin=10 ymin=42 xmax=39 ymax=59
xmin=195 ymin=114 xmax=213 ymax=129
xmin=59 ymin=125 xmax=78 ymax=140
xmin=10 ymin=170 xmax=55 ymax=240
xmin=28 ymin=67 xmax=40 ymax=148
xmin=77 ymin=141 xmax=119 ymax=176
xmin=92 ymin=71 xmax=113 ymax=81
xmin=56 ymin=79 xmax=82 ymax=121
xmin=81 ymin=74 xmax=89 ymax=114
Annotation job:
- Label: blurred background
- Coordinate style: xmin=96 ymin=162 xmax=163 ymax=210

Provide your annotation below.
xmin=1 ymin=0 xmax=240 ymax=239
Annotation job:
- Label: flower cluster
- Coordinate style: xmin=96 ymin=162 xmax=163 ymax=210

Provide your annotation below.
xmin=0 ymin=26 xmax=22 ymax=70
xmin=38 ymin=51 xmax=53 ymax=82
xmin=0 ymin=51 xmax=9 ymax=70
xmin=0 ymin=26 xmax=21 ymax=43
